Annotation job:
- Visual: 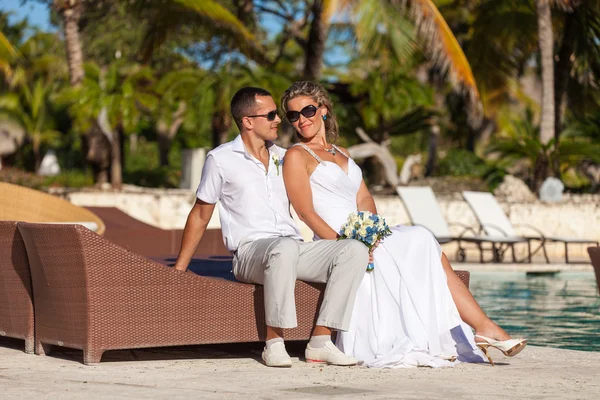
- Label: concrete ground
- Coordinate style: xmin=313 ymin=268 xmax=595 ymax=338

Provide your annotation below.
xmin=2 ymin=336 xmax=599 ymax=400
xmin=454 ymin=261 xmax=593 ymax=272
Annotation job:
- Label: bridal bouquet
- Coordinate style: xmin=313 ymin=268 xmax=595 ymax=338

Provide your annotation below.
xmin=338 ymin=211 xmax=392 ymax=272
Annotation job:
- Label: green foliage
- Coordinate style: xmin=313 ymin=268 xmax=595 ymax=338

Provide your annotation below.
xmin=437 ymin=149 xmax=489 ymax=177
xmin=0 ymin=167 xmax=46 ymax=189
xmin=56 ymin=61 xmax=158 ymax=136
xmin=43 ymin=170 xmax=95 ymax=188
xmin=123 ymin=138 xmax=182 ymax=188
xmin=0 ymin=167 xmax=93 ymax=189
xmin=486 ymin=109 xmax=600 ymax=189
xmin=348 ymin=64 xmax=435 ymax=142
xmin=0 ymin=2 xmax=598 ymax=191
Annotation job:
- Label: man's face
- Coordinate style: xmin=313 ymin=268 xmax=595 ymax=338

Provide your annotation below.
xmin=244 ymin=95 xmax=281 ymax=141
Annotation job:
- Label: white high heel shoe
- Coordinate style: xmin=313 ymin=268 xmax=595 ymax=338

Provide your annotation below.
xmin=474 ymin=335 xmax=528 ymax=366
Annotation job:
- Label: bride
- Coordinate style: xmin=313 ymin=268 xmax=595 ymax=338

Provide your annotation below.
xmin=281 ymin=81 xmax=527 ymax=368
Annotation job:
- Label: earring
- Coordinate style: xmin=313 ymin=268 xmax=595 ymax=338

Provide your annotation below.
xmin=323 ymin=115 xmax=327 ymax=121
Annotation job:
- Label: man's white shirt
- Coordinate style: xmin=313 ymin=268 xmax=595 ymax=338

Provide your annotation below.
xmin=196 ymin=134 xmax=302 ymax=252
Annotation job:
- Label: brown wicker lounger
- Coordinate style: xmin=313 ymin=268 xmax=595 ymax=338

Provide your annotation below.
xmin=86 ymin=207 xmax=229 ymax=257
xmin=0 ymin=182 xmax=105 ymax=235
xmin=0 ymin=221 xmax=34 ymax=353
xmin=589 ymin=247 xmax=600 ymax=295
xmin=17 ymin=222 xmax=471 ymax=365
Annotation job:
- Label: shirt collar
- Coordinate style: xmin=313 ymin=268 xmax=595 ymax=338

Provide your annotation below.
xmin=232 ymin=134 xmax=278 ymax=157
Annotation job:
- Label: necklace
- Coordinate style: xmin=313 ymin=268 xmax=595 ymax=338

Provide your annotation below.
xmin=323 ymin=145 xmax=337 ymax=156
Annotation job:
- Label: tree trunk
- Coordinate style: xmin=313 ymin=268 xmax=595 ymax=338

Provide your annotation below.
xmin=536 ymin=0 xmax=555 ymax=146
xmin=303 ymin=0 xmax=328 ymax=80
xmin=533 ymin=153 xmax=550 ymax=193
xmin=233 ymin=0 xmax=255 ymax=29
xmin=110 ymin=125 xmax=123 ymax=189
xmin=156 ymin=102 xmax=186 ymax=166
xmin=32 ymin=134 xmax=41 ymax=172
xmin=554 ymin=11 xmax=577 ymax=143
xmin=425 ymin=125 xmax=440 ymax=177
xmin=84 ymin=122 xmax=111 ymax=184
xmin=59 ymin=0 xmax=84 ymax=86
xmin=211 ymin=112 xmax=232 ymax=149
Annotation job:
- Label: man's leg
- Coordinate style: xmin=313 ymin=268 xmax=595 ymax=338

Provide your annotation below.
xmin=441 ymin=253 xmax=511 ymax=341
xmin=234 ymin=237 xmax=300 ymax=366
xmin=296 ymin=239 xmax=369 ymax=365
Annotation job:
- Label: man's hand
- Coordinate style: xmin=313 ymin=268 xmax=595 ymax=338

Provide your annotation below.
xmin=173 ymin=264 xmax=188 ymax=272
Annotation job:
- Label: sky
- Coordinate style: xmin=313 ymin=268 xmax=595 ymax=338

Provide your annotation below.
xmin=0 ymin=0 xmax=54 ymax=31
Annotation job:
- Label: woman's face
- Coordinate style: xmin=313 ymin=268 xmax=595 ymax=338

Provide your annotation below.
xmin=286 ymin=95 xmax=326 ymax=141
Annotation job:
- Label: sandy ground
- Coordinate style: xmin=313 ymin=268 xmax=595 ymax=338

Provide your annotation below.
xmin=2 ymin=337 xmax=599 ymax=400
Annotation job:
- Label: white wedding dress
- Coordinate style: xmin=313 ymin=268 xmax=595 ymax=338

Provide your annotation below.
xmin=296 ymin=143 xmax=485 ymax=368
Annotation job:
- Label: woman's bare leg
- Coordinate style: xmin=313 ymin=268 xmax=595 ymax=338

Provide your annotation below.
xmin=442 ymin=253 xmax=511 ymax=341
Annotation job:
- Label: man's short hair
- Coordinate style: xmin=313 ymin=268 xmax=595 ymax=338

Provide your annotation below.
xmin=231 ymin=87 xmax=272 ymax=130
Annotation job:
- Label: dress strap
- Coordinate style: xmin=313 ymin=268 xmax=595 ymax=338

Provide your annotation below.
xmin=331 ymin=144 xmax=350 ymax=158
xmin=293 ymin=143 xmax=324 ymax=164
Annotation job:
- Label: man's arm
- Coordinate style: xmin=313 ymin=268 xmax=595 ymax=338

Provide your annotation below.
xmin=173 ymin=199 xmax=216 ymax=271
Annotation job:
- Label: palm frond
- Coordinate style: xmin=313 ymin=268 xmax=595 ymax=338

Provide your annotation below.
xmin=396 ymin=0 xmax=481 ymax=124
xmin=136 ymin=0 xmax=268 ymax=65
xmin=0 ymin=30 xmax=18 ymax=60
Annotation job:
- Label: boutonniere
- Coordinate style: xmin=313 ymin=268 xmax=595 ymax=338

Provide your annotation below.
xmin=272 ymin=154 xmax=284 ymax=175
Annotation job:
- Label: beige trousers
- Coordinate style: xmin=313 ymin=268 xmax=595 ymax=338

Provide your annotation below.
xmin=233 ymin=237 xmax=369 ymax=331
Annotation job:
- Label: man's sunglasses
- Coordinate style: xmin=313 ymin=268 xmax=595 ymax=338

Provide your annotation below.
xmin=246 ymin=110 xmax=279 ymax=121
xmin=286 ymin=105 xmax=318 ymax=123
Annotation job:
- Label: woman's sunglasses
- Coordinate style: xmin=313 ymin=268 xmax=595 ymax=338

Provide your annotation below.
xmin=246 ymin=110 xmax=279 ymax=121
xmin=286 ymin=105 xmax=318 ymax=123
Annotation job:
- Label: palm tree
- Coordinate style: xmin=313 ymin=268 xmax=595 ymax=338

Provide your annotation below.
xmin=52 ymin=0 xmax=85 ymax=86
xmin=0 ymin=31 xmax=19 ymax=85
xmin=0 ymin=79 xmax=62 ymax=169
xmin=536 ymin=0 xmax=555 ymax=146
xmin=155 ymin=68 xmax=209 ymax=166
xmin=301 ymin=0 xmax=481 ymax=122
xmin=487 ymin=109 xmax=600 ymax=191
xmin=57 ymin=62 xmax=158 ymax=187
xmin=131 ymin=0 xmax=266 ymax=64
xmin=0 ymin=31 xmax=68 ymax=169
xmin=554 ymin=1 xmax=600 ymax=141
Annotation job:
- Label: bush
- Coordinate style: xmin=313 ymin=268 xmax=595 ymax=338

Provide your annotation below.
xmin=0 ymin=167 xmax=93 ymax=189
xmin=435 ymin=149 xmax=507 ymax=192
xmin=44 ymin=170 xmax=94 ymax=188
xmin=123 ymin=137 xmax=182 ymax=188
xmin=436 ymin=149 xmax=488 ymax=177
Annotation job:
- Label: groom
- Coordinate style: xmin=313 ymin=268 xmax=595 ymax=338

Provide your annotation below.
xmin=174 ymin=87 xmax=369 ymax=367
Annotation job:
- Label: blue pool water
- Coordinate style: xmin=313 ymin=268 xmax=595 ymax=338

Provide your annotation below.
xmin=470 ymin=271 xmax=600 ymax=352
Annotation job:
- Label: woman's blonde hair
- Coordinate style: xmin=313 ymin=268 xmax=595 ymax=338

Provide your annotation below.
xmin=281 ymin=81 xmax=339 ymax=142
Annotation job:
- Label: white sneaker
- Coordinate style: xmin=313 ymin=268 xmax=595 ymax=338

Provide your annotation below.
xmin=261 ymin=342 xmax=292 ymax=367
xmin=305 ymin=341 xmax=357 ymax=366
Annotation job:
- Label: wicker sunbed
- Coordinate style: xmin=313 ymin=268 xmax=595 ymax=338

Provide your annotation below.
xmin=16 ymin=222 xmax=471 ymax=365
xmin=0 ymin=182 xmax=105 ymax=235
xmin=589 ymin=247 xmax=600 ymax=295
xmin=0 ymin=221 xmax=34 ymax=353
xmin=87 ymin=207 xmax=229 ymax=257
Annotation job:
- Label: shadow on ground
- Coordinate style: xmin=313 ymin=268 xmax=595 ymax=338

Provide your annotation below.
xmin=0 ymin=336 xmax=311 ymax=366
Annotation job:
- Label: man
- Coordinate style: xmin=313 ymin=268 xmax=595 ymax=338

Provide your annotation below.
xmin=174 ymin=87 xmax=369 ymax=367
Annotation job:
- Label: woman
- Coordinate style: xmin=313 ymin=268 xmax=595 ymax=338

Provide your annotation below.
xmin=281 ymin=81 xmax=526 ymax=368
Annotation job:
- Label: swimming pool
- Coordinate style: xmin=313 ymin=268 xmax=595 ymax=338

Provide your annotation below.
xmin=470 ymin=271 xmax=600 ymax=352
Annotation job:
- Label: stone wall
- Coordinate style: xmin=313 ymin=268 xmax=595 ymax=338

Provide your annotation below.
xmin=52 ymin=186 xmax=600 ymax=261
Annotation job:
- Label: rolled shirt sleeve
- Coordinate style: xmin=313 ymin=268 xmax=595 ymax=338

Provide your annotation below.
xmin=196 ymin=154 xmax=223 ymax=204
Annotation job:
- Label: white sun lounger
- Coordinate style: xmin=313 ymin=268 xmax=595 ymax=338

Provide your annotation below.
xmin=397 ymin=186 xmax=530 ymax=262
xmin=463 ymin=191 xmax=599 ymax=263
